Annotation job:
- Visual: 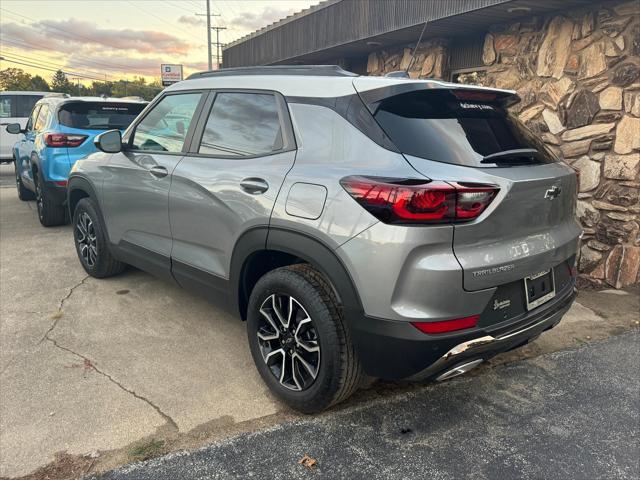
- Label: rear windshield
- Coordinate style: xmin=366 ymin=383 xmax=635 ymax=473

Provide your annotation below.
xmin=58 ymin=102 xmax=146 ymax=130
xmin=373 ymin=90 xmax=558 ymax=167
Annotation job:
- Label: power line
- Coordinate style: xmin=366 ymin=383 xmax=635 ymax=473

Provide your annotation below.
xmin=124 ymin=1 xmax=204 ymax=42
xmin=0 ymin=58 xmax=107 ymax=81
xmin=0 ymin=37 xmax=144 ymax=72
xmin=0 ymin=57 xmax=163 ymax=92
xmin=1 ymin=52 xmax=109 ymax=79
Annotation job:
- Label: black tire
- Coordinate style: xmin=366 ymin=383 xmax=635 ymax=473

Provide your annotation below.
xmin=247 ymin=264 xmax=362 ymax=413
xmin=15 ymin=161 xmax=35 ymax=201
xmin=73 ymin=197 xmax=126 ymax=278
xmin=34 ymin=172 xmax=65 ymax=226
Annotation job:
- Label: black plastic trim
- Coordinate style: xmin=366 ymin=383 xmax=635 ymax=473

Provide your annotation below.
xmin=115 ymin=240 xmax=175 ymax=283
xmin=171 ymin=260 xmax=234 ymax=313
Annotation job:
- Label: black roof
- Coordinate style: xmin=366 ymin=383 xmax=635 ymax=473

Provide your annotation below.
xmin=187 ymin=65 xmax=358 ymax=79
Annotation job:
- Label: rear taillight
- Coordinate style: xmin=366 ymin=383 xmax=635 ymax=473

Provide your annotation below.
xmin=411 ymin=315 xmax=479 ymax=334
xmin=44 ymin=133 xmax=87 ymax=148
xmin=340 ymin=176 xmax=498 ymax=224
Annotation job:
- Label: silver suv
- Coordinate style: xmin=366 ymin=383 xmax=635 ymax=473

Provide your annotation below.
xmin=68 ymin=66 xmax=580 ymax=413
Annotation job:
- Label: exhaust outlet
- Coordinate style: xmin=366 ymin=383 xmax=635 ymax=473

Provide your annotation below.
xmin=435 ymin=359 xmax=484 ymax=382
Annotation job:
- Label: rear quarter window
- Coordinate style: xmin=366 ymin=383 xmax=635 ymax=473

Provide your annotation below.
xmin=373 ymin=90 xmax=558 ymax=167
xmin=58 ymin=102 xmax=146 ymax=130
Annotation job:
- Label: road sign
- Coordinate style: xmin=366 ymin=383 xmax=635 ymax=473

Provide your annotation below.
xmin=161 ymin=64 xmax=183 ymax=86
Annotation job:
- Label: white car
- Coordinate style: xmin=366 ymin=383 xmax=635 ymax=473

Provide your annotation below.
xmin=0 ymin=91 xmax=50 ymax=163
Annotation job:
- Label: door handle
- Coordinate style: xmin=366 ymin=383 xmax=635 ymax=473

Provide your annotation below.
xmin=149 ymin=165 xmax=168 ymax=178
xmin=240 ymin=178 xmax=269 ymax=194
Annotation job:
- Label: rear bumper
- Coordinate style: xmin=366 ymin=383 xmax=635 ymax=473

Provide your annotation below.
xmin=43 ymin=180 xmax=68 ymax=206
xmin=348 ymin=281 xmax=577 ymax=380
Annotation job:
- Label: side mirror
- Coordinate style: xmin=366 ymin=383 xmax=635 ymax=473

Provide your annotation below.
xmin=6 ymin=123 xmax=23 ymax=135
xmin=95 ymin=129 xmax=122 ymax=153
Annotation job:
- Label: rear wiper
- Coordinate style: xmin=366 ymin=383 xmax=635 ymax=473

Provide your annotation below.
xmin=481 ymin=148 xmax=539 ymax=164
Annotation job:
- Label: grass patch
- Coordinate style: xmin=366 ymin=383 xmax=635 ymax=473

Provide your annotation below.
xmin=128 ymin=439 xmax=165 ymax=461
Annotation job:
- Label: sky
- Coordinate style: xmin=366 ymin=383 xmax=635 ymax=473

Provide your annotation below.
xmin=0 ymin=0 xmax=320 ymax=84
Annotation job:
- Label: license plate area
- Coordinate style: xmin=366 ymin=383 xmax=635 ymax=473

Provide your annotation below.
xmin=524 ymin=268 xmax=555 ymax=310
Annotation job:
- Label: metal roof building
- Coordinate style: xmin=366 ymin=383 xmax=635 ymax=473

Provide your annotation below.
xmin=222 ymin=0 xmax=600 ymax=72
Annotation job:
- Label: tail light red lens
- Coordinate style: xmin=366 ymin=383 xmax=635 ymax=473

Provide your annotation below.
xmin=44 ymin=133 xmax=88 ymax=148
xmin=411 ymin=315 xmax=479 ymax=334
xmin=340 ymin=176 xmax=498 ymax=224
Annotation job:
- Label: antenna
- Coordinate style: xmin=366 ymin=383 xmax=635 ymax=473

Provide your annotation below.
xmin=406 ymin=21 xmax=429 ymax=74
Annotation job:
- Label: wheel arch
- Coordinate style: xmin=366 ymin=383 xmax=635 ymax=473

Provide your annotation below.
xmin=67 ymin=176 xmax=102 ymax=221
xmin=231 ymin=227 xmax=364 ymax=323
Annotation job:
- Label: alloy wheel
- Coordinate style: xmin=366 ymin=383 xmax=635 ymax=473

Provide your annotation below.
xmin=76 ymin=212 xmax=98 ymax=267
xmin=257 ymin=293 xmax=320 ymax=391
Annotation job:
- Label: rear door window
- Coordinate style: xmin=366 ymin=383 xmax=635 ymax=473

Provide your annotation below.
xmin=59 ymin=102 xmax=146 ymax=130
xmin=131 ymin=93 xmax=201 ymax=153
xmin=26 ymin=105 xmax=41 ymax=131
xmin=373 ymin=90 xmax=558 ymax=167
xmin=197 ymin=92 xmax=283 ymax=157
xmin=33 ymin=104 xmax=50 ymax=132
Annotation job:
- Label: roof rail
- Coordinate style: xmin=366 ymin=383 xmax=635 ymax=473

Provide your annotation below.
xmin=44 ymin=92 xmax=70 ymax=98
xmin=186 ymin=65 xmax=358 ymax=79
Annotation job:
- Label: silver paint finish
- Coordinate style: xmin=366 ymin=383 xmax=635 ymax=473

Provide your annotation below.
xmin=270 ymin=103 xmax=416 ymax=249
xmin=101 ymin=151 xmax=183 ymax=257
xmin=403 ymin=155 xmax=581 ymax=291
xmin=169 ymin=151 xmax=296 ymax=279
xmin=285 ymin=183 xmax=327 ymax=220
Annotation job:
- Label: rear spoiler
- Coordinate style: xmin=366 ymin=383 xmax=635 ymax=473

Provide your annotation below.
xmin=355 ymin=81 xmax=521 ymax=114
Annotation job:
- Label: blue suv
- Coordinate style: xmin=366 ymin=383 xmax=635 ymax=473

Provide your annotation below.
xmin=8 ymin=95 xmax=147 ymax=226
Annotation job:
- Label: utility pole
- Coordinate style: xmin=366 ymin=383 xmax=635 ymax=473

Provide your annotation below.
xmin=212 ymin=26 xmax=227 ymax=69
xmin=196 ymin=1 xmax=220 ymax=71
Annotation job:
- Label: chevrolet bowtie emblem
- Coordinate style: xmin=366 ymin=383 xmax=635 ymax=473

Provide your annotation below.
xmin=545 ymin=185 xmax=561 ymax=200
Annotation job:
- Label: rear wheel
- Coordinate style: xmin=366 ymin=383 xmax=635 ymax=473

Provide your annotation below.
xmin=247 ymin=264 xmax=362 ymax=413
xmin=73 ymin=197 xmax=126 ymax=278
xmin=34 ymin=172 xmax=65 ymax=227
xmin=15 ymin=161 xmax=35 ymax=201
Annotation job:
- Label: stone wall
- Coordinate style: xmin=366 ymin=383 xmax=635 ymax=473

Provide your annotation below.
xmin=364 ymin=1 xmax=640 ymax=288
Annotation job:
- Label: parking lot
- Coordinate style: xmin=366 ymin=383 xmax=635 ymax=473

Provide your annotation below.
xmin=0 ymin=163 xmax=638 ymax=479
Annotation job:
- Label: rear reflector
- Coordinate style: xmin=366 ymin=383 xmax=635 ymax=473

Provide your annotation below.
xmin=53 ymin=180 xmax=68 ymax=187
xmin=340 ymin=176 xmax=498 ymax=224
xmin=411 ymin=315 xmax=479 ymax=334
xmin=44 ymin=133 xmax=88 ymax=148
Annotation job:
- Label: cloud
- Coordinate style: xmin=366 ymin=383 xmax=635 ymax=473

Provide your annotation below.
xmin=178 ymin=15 xmax=205 ymax=27
xmin=228 ymin=6 xmax=298 ymax=32
xmin=2 ymin=18 xmax=193 ymax=55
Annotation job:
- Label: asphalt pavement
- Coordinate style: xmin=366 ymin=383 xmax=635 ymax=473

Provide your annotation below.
xmin=93 ymin=331 xmax=639 ymax=480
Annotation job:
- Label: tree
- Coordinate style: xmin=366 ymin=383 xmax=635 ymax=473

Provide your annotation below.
xmin=30 ymin=75 xmax=50 ymax=92
xmin=50 ymin=70 xmax=74 ymax=94
xmin=0 ymin=68 xmax=33 ymax=90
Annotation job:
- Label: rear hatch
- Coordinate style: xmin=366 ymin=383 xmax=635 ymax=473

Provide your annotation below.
xmin=58 ymin=101 xmax=147 ymax=164
xmin=353 ymin=79 xmax=581 ymax=291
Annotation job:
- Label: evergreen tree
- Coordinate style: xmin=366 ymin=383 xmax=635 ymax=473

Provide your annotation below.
xmin=50 ymin=70 xmax=74 ymax=94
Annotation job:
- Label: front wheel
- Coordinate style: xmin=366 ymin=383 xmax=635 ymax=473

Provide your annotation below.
xmin=73 ymin=197 xmax=126 ymax=278
xmin=247 ymin=264 xmax=362 ymax=413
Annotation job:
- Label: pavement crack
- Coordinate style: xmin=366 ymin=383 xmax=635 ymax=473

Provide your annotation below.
xmin=45 ymin=336 xmax=179 ymax=432
xmin=39 ymin=275 xmax=90 ymax=344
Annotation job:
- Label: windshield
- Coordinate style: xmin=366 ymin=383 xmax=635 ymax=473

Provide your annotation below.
xmin=58 ymin=102 xmax=146 ymax=130
xmin=373 ymin=90 xmax=558 ymax=167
